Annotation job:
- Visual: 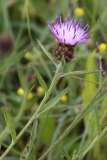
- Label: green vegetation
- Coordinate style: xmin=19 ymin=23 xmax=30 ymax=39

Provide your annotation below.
xmin=0 ymin=0 xmax=107 ymax=160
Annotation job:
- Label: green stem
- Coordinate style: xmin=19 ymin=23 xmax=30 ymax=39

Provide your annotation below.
xmin=79 ymin=126 xmax=107 ymax=160
xmin=78 ymin=113 xmax=92 ymax=154
xmin=91 ymin=0 xmax=98 ymax=27
xmin=60 ymin=0 xmax=66 ymax=20
xmin=0 ymin=127 xmax=10 ymax=143
xmin=38 ymin=77 xmax=107 ymax=160
xmin=0 ymin=91 xmax=28 ymax=142
xmin=14 ymin=91 xmax=29 ymax=122
xmin=2 ymin=143 xmax=20 ymax=156
xmin=0 ymin=63 xmax=63 ymax=160
xmin=93 ymin=54 xmax=104 ymax=135
xmin=93 ymin=107 xmax=101 ymax=135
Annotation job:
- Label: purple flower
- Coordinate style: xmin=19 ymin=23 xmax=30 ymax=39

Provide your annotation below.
xmin=47 ymin=15 xmax=91 ymax=45
xmin=47 ymin=16 xmax=92 ymax=62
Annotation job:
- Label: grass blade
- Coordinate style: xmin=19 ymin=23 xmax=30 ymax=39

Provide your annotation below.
xmin=79 ymin=126 xmax=107 ymax=160
xmin=0 ymin=124 xmax=3 ymax=150
xmin=61 ymin=148 xmax=71 ymax=160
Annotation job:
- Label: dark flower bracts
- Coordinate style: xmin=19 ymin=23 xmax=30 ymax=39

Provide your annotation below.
xmin=47 ymin=16 xmax=92 ymax=62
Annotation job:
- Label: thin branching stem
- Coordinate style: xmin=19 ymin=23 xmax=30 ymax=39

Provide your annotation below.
xmin=0 ymin=63 xmax=63 ymax=160
xmin=38 ymin=77 xmax=107 ymax=160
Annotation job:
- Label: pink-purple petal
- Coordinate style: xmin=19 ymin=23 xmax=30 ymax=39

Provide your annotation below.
xmin=76 ymin=19 xmax=82 ymax=29
xmin=47 ymin=16 xmax=92 ymax=45
xmin=64 ymin=15 xmax=70 ymax=25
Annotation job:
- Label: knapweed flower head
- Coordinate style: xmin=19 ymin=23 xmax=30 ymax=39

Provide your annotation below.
xmin=47 ymin=16 xmax=91 ymax=62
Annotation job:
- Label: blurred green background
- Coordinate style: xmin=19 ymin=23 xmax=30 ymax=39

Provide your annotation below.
xmin=0 ymin=0 xmax=107 ymax=159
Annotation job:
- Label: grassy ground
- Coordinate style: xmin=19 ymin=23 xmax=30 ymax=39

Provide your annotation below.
xmin=0 ymin=0 xmax=107 ymax=160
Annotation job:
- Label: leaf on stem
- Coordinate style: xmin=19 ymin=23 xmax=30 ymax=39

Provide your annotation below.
xmin=2 ymin=107 xmax=16 ymax=143
xmin=32 ymin=65 xmax=47 ymax=92
xmin=78 ymin=126 xmax=107 ymax=160
xmin=79 ymin=89 xmax=107 ymax=122
xmin=39 ymin=86 xmax=71 ymax=116
xmin=37 ymin=39 xmax=56 ymax=66
xmin=61 ymin=70 xmax=100 ymax=77
xmin=20 ymin=119 xmax=38 ymax=160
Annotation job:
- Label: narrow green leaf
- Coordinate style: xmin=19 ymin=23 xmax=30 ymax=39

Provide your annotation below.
xmin=2 ymin=108 xmax=12 ymax=127
xmin=79 ymin=126 xmax=107 ymax=160
xmin=76 ymin=89 xmax=107 ymax=125
xmin=26 ymin=4 xmax=32 ymax=41
xmin=72 ymin=150 xmax=78 ymax=160
xmin=83 ymin=89 xmax=107 ymax=118
xmin=39 ymin=86 xmax=71 ymax=116
xmin=32 ymin=65 xmax=47 ymax=92
xmin=61 ymin=148 xmax=71 ymax=160
xmin=0 ymin=124 xmax=3 ymax=149
xmin=40 ymin=111 xmax=55 ymax=146
xmin=30 ymin=119 xmax=38 ymax=142
xmin=61 ymin=70 xmax=100 ymax=77
xmin=0 ymin=124 xmax=3 ymax=133
xmin=29 ymin=84 xmax=35 ymax=93
xmin=11 ymin=130 xmax=17 ymax=143
xmin=2 ymin=108 xmax=16 ymax=143
xmin=20 ymin=119 xmax=38 ymax=160
xmin=37 ymin=40 xmax=56 ymax=66
xmin=82 ymin=52 xmax=98 ymax=136
xmin=18 ymin=70 xmax=27 ymax=90
xmin=32 ymin=46 xmax=53 ymax=81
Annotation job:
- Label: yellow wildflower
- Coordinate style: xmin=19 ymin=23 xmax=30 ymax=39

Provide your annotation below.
xmin=75 ymin=8 xmax=84 ymax=17
xmin=24 ymin=52 xmax=32 ymax=60
xmin=61 ymin=95 xmax=68 ymax=102
xmin=99 ymin=43 xmax=107 ymax=52
xmin=18 ymin=1 xmax=36 ymax=17
xmin=37 ymin=86 xmax=45 ymax=96
xmin=17 ymin=88 xmax=24 ymax=95
xmin=27 ymin=92 xmax=34 ymax=100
